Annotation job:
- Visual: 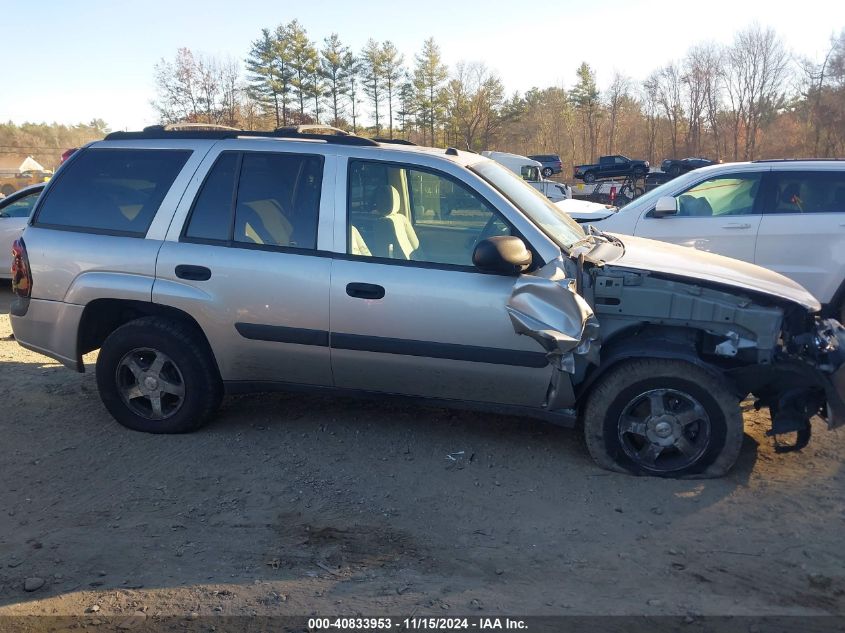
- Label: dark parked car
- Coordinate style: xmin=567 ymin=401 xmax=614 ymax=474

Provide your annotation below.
xmin=660 ymin=157 xmax=715 ymax=177
xmin=528 ymin=154 xmax=562 ymax=178
xmin=644 ymin=170 xmax=673 ymax=191
xmin=573 ymin=155 xmax=649 ymax=183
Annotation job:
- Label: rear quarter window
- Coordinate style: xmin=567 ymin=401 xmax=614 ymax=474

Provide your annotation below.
xmin=34 ymin=148 xmax=191 ymax=236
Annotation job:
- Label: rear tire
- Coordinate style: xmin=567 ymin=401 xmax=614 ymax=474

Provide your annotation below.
xmin=669 ymin=165 xmax=681 ymax=177
xmin=583 ymin=171 xmax=596 ymax=184
xmin=542 ymin=167 xmax=553 ymax=178
xmin=96 ymin=316 xmax=222 ymax=433
xmin=583 ymin=359 xmax=743 ymax=478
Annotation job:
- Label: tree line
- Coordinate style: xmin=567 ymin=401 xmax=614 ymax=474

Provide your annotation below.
xmin=145 ymin=21 xmax=843 ymax=170
xmin=0 ymin=120 xmax=110 ymax=170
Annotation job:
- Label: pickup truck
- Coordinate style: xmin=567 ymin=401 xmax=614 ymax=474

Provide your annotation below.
xmin=573 ymin=155 xmax=649 ymax=183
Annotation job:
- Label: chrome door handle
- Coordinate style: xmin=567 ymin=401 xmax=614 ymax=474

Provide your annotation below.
xmin=722 ymin=223 xmax=752 ymax=230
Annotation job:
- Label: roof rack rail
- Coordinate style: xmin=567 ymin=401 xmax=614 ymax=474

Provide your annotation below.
xmin=752 ymin=158 xmax=845 ymax=163
xmin=149 ymin=123 xmax=241 ymax=132
xmin=104 ymin=123 xmax=379 ymax=146
xmin=273 ymin=124 xmax=378 ymax=146
xmin=372 ymin=137 xmax=417 ymax=146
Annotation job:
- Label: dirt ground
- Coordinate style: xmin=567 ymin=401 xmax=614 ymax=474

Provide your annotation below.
xmin=0 ymin=283 xmax=843 ymax=624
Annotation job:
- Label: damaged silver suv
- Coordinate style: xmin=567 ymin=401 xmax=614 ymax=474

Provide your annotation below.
xmin=10 ymin=125 xmax=845 ymax=478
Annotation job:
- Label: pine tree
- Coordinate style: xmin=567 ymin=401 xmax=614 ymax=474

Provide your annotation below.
xmin=320 ymin=34 xmax=350 ymax=126
xmin=286 ymin=20 xmax=319 ymax=122
xmin=343 ymin=51 xmax=363 ymax=133
xmin=381 ymin=41 xmax=405 ymax=138
xmin=570 ymin=62 xmax=601 ymax=162
xmin=413 ymin=38 xmax=448 ymax=145
xmin=361 ymin=39 xmax=385 ymax=134
xmin=245 ymin=28 xmax=292 ymax=127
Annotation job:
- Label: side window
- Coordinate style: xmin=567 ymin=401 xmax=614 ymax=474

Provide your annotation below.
xmin=766 ymin=171 xmax=845 ymax=214
xmin=674 ymin=173 xmax=762 ymax=217
xmin=184 ymin=153 xmax=238 ymax=241
xmin=35 ymin=148 xmax=191 ymax=235
xmin=347 ymin=160 xmax=511 ymax=267
xmin=1 ymin=191 xmax=40 ymax=218
xmin=233 ymin=153 xmax=322 ymax=249
xmin=614 ymin=156 xmax=627 ymax=165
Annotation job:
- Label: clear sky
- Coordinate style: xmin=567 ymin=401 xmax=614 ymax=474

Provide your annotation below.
xmin=1 ymin=0 xmax=842 ymax=131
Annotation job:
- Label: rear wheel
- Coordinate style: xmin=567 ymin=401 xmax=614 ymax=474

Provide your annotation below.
xmin=669 ymin=164 xmax=681 ymax=177
xmin=96 ymin=316 xmax=222 ymax=433
xmin=583 ymin=171 xmax=596 ymax=184
xmin=583 ymin=359 xmax=743 ymax=478
xmin=542 ymin=167 xmax=553 ymax=178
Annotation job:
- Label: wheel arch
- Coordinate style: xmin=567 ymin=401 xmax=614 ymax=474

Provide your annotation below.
xmin=576 ymin=325 xmax=738 ymax=404
xmin=77 ymin=299 xmax=220 ymax=379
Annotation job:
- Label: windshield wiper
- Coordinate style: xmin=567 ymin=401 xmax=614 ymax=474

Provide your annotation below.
xmin=587 ymin=225 xmax=624 ymax=247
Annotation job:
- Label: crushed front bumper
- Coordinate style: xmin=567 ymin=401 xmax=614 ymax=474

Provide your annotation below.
xmin=821 ymin=351 xmax=845 ymax=429
xmin=813 ymin=318 xmax=845 ymax=429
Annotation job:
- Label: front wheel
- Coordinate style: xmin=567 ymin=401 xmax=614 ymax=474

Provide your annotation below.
xmin=96 ymin=316 xmax=222 ymax=433
xmin=583 ymin=359 xmax=743 ymax=478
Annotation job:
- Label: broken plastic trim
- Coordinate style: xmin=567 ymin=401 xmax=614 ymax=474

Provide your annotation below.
xmin=506 ymin=259 xmax=599 ymax=410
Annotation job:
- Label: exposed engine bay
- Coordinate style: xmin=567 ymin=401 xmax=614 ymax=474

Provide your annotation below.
xmin=506 ymin=249 xmax=845 ymax=452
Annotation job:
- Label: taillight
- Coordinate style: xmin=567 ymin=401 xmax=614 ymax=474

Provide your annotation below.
xmin=11 ymin=238 xmax=32 ymax=298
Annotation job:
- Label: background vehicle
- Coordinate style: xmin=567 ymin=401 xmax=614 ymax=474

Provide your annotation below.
xmin=588 ymin=160 xmax=845 ymax=318
xmin=0 ymin=170 xmax=51 ymax=197
xmin=528 ymin=154 xmax=562 ymax=178
xmin=660 ymin=157 xmax=716 ymax=177
xmin=482 ymin=151 xmax=571 ymax=201
xmin=0 ymin=184 xmax=44 ymax=279
xmin=573 ymin=155 xmax=650 ymax=183
xmin=9 ymin=127 xmax=845 ymax=479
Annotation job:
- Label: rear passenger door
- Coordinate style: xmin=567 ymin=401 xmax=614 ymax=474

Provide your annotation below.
xmin=755 ymin=170 xmax=845 ymax=304
xmin=155 ymin=146 xmax=334 ymax=388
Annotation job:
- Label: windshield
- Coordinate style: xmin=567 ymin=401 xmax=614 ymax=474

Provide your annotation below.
xmin=471 ymin=160 xmax=585 ymax=249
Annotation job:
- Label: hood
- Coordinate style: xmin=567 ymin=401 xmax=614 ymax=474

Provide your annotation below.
xmin=607 ymin=234 xmax=821 ymax=312
xmin=555 ymin=198 xmax=616 ymax=223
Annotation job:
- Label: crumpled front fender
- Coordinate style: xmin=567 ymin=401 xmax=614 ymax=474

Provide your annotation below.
xmin=506 ymin=261 xmax=599 ymax=410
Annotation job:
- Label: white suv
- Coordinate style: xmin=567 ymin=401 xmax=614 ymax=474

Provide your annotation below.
xmin=587 ymin=160 xmax=845 ymax=318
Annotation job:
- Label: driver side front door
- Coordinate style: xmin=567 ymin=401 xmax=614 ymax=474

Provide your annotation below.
xmin=330 ymin=159 xmax=551 ymax=408
xmin=633 ymin=172 xmax=764 ymax=262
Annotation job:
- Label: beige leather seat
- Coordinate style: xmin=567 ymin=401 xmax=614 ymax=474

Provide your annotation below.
xmin=350 ymin=225 xmax=371 ymax=256
xmin=369 ymin=185 xmax=419 ymax=259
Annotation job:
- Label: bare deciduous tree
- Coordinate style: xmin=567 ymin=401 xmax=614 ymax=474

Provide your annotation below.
xmin=725 ymin=24 xmax=790 ymax=159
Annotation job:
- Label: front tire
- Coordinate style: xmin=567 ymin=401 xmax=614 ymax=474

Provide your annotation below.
xmin=96 ymin=317 xmax=222 ymax=433
xmin=583 ymin=359 xmax=743 ymax=478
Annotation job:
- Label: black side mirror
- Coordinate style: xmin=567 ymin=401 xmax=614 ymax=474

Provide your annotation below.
xmin=473 ymin=236 xmax=532 ymax=275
